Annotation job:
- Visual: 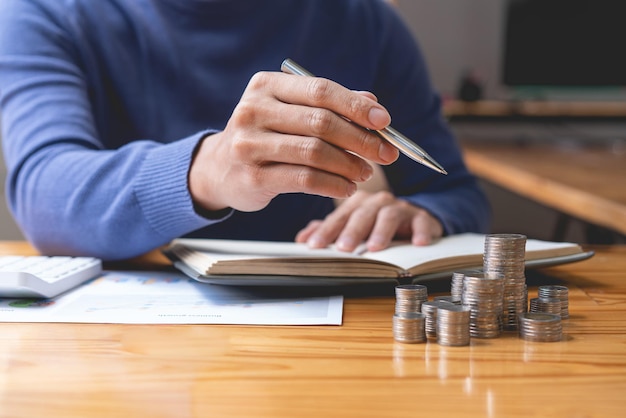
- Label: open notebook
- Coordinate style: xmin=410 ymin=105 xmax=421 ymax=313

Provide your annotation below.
xmin=163 ymin=233 xmax=593 ymax=286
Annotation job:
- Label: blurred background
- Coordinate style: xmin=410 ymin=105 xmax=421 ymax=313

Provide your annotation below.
xmin=1 ymin=0 xmax=625 ymax=243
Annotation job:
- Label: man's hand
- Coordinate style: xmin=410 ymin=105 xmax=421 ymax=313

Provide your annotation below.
xmin=188 ymin=71 xmax=399 ymax=213
xmin=295 ymin=190 xmax=444 ymax=252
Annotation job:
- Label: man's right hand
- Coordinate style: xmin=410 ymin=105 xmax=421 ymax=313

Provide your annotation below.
xmin=188 ymin=71 xmax=399 ymax=213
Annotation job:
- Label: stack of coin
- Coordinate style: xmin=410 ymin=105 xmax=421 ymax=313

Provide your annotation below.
xmin=393 ymin=312 xmax=426 ymax=343
xmin=433 ymin=295 xmax=456 ymax=304
xmin=395 ymin=284 xmax=428 ymax=314
xmin=462 ymin=272 xmax=505 ymax=338
xmin=450 ymin=271 xmax=465 ymax=303
xmin=450 ymin=269 xmax=482 ymax=303
xmin=421 ymin=300 xmax=454 ymax=339
xmin=538 ymin=285 xmax=569 ymax=319
xmin=483 ymin=233 xmax=528 ymax=330
xmin=529 ymin=297 xmax=562 ymax=316
xmin=518 ymin=312 xmax=562 ymax=342
xmin=436 ymin=304 xmax=471 ymax=346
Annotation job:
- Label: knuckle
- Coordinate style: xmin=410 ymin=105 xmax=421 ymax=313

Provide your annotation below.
xmin=373 ymin=190 xmax=395 ymax=205
xmin=378 ymin=203 xmax=402 ymax=219
xmin=230 ymin=134 xmax=254 ymax=160
xmin=247 ymin=71 xmax=272 ymax=90
xmin=299 ymin=138 xmax=325 ymax=163
xmin=306 ymin=78 xmax=332 ymax=104
xmin=306 ymin=109 xmax=334 ymax=136
xmin=244 ymin=165 xmax=267 ymax=191
xmin=295 ymin=168 xmax=317 ymax=191
xmin=349 ymin=207 xmax=371 ymax=223
xmin=354 ymin=129 xmax=378 ymax=151
xmin=231 ymin=100 xmax=257 ymax=126
xmin=346 ymin=95 xmax=368 ymax=118
xmin=325 ymin=209 xmax=349 ymax=225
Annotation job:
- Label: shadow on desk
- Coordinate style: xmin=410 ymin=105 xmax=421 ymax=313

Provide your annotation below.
xmin=121 ymin=268 xmax=584 ymax=300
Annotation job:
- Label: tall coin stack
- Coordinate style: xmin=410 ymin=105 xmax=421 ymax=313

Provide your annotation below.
xmin=462 ymin=272 xmax=505 ymax=338
xmin=395 ymin=284 xmax=428 ymax=314
xmin=436 ymin=305 xmax=471 ymax=346
xmin=483 ymin=234 xmax=528 ymax=331
xmin=538 ymin=285 xmax=569 ymax=319
xmin=518 ymin=312 xmax=562 ymax=342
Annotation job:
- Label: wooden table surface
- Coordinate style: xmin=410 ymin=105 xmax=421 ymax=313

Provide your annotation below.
xmin=1 ymin=242 xmax=625 ymax=418
xmin=462 ymin=142 xmax=626 ymax=236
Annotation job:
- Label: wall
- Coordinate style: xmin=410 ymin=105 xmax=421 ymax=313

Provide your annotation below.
xmin=396 ymin=0 xmax=505 ymax=100
xmin=395 ymin=0 xmax=626 ymax=102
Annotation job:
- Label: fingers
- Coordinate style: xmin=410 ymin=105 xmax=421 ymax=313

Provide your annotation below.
xmin=294 ymin=191 xmax=444 ymax=252
xmin=300 ymin=191 xmax=400 ymax=251
xmin=190 ymin=71 xmax=401 ymax=214
xmin=295 ymin=220 xmax=323 ymax=244
xmin=411 ymin=210 xmax=444 ymax=246
xmin=235 ymin=131 xmax=375 ymax=184
xmin=251 ymin=72 xmax=390 ymax=129
xmin=245 ymin=72 xmax=399 ymax=165
xmin=335 ymin=192 xmax=401 ymax=252
xmin=251 ymin=162 xmax=360 ymax=204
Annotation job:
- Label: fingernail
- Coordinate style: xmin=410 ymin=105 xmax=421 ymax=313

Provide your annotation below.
xmin=412 ymin=233 xmax=431 ymax=246
xmin=336 ymin=236 xmax=356 ymax=251
xmin=378 ymin=142 xmax=398 ymax=163
xmin=346 ymin=182 xmax=357 ymax=196
xmin=368 ymin=107 xmax=390 ymax=128
xmin=307 ymin=235 xmax=325 ymax=248
xmin=367 ymin=235 xmax=386 ymax=251
xmin=360 ymin=163 xmax=374 ymax=181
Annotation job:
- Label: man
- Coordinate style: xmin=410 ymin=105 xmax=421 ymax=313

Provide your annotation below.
xmin=0 ymin=0 xmax=490 ymax=260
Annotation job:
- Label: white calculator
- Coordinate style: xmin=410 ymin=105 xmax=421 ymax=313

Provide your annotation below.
xmin=0 ymin=255 xmax=103 ymax=299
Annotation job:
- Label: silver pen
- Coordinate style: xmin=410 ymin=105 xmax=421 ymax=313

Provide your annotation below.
xmin=280 ymin=58 xmax=447 ymax=175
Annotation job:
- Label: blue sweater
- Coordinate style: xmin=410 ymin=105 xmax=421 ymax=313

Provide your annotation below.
xmin=0 ymin=0 xmax=490 ymax=260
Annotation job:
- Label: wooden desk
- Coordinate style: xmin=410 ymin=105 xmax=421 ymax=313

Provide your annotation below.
xmin=1 ymin=242 xmax=625 ymax=418
xmin=462 ymin=142 xmax=626 ymax=237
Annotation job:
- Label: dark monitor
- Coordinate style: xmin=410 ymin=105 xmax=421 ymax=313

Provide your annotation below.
xmin=502 ymin=0 xmax=626 ymax=87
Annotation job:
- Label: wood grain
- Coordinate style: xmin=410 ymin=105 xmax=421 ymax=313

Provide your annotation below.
xmin=1 ymin=242 xmax=625 ymax=418
xmin=462 ymin=142 xmax=626 ymax=235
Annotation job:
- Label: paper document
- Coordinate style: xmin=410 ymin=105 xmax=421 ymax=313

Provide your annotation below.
xmin=0 ymin=271 xmax=343 ymax=325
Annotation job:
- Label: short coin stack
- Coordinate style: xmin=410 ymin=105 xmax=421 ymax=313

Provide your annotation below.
xmin=518 ymin=312 xmax=562 ymax=342
xmin=483 ymin=234 xmax=528 ymax=330
xmin=436 ymin=304 xmax=471 ymax=346
xmin=529 ymin=297 xmax=562 ymax=316
xmin=450 ymin=269 xmax=482 ymax=303
xmin=462 ymin=272 xmax=505 ymax=338
xmin=433 ymin=295 xmax=456 ymax=304
xmin=421 ymin=300 xmax=453 ymax=339
xmin=538 ymin=285 xmax=570 ymax=319
xmin=393 ymin=284 xmax=428 ymax=343
xmin=392 ymin=312 xmax=427 ymax=343
xmin=450 ymin=271 xmax=465 ymax=303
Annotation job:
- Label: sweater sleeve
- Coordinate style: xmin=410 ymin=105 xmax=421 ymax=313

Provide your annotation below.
xmin=0 ymin=1 xmax=222 ymax=259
